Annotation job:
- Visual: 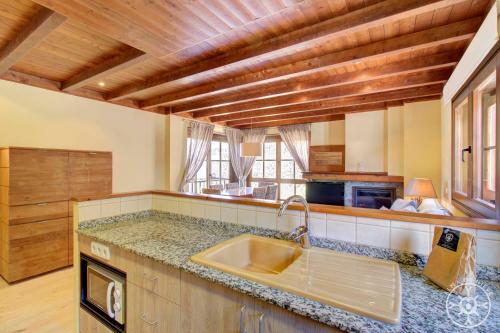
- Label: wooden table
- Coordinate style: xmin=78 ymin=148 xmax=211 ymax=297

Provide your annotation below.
xmin=220 ymin=187 xmax=254 ymax=198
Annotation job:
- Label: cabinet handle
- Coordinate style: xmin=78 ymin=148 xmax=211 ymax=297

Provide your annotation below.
xmin=141 ymin=314 xmax=158 ymax=327
xmin=143 ymin=273 xmax=159 ymax=283
xmin=239 ymin=305 xmax=247 ymax=333
xmin=88 ymin=152 xmax=97 ymax=155
xmin=37 ymin=203 xmax=48 ymax=206
xmin=258 ymin=313 xmax=265 ymax=333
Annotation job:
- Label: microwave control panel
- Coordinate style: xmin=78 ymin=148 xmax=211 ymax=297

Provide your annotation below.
xmin=91 ymin=241 xmax=111 ymax=260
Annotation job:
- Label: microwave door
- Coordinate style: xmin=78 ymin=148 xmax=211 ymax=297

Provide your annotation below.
xmin=87 ymin=266 xmax=116 ymax=319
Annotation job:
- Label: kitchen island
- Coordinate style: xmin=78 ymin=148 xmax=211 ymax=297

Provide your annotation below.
xmin=77 ymin=210 xmax=500 ymax=333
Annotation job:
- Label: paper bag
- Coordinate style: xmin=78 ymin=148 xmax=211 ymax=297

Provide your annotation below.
xmin=423 ymin=227 xmax=476 ymax=296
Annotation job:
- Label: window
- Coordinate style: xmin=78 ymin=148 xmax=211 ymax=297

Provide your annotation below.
xmin=452 ymin=51 xmax=498 ymax=219
xmin=188 ymin=135 xmax=231 ymax=194
xmin=250 ymin=136 xmax=306 ymax=200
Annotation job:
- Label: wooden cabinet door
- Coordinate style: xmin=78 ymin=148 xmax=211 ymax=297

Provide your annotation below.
xmin=180 ymin=272 xmax=255 ymax=333
xmin=127 ymin=282 xmax=180 ymax=333
xmin=69 ymin=152 xmax=112 ymax=198
xmin=9 ymin=149 xmax=69 ymax=205
xmin=253 ymin=299 xmax=340 ymax=333
xmin=7 ymin=217 xmax=68 ymax=281
xmin=79 ymin=308 xmax=114 ymax=333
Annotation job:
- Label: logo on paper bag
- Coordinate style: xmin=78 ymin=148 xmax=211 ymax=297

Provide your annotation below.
xmin=437 ymin=228 xmax=460 ymax=252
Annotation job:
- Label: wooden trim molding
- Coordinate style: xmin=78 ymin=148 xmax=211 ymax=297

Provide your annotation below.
xmin=72 ymin=190 xmax=500 ymax=231
xmin=302 ymin=172 xmax=403 ymax=183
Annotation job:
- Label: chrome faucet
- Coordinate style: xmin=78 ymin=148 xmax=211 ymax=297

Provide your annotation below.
xmin=278 ymin=195 xmax=311 ymax=249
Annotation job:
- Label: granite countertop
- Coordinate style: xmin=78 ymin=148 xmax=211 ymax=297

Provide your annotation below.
xmin=78 ymin=211 xmax=500 ymax=333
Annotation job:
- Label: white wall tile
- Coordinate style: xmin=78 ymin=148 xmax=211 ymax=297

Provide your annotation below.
xmin=204 ymin=200 xmax=221 ymax=207
xmin=120 ymin=199 xmax=138 ymax=214
xmin=356 ymin=224 xmax=390 ymax=248
xmin=191 ymin=202 xmax=206 ymax=218
xmin=390 ymin=229 xmax=430 ymax=255
xmin=221 ymin=205 xmax=238 ymax=224
xmin=178 ymin=199 xmax=192 ymax=216
xmin=79 ymin=200 xmax=101 ymax=208
xmin=477 ymin=238 xmax=500 ymax=266
xmin=101 ymin=203 xmax=121 ymax=218
xmin=152 ymin=197 xmax=163 ymax=210
xmin=137 ymin=196 xmax=152 ymax=211
xmin=277 ymin=213 xmax=301 ymax=232
xmin=309 ymin=218 xmax=326 ymax=238
xmin=238 ymin=208 xmax=256 ymax=226
xmin=327 ymin=213 xmax=356 ymax=223
xmin=100 ymin=198 xmax=120 ymax=205
xmin=326 ymin=220 xmax=356 ymax=243
xmin=357 ymin=217 xmax=390 ymax=227
xmin=310 ymin=212 xmax=326 ymax=220
xmin=256 ymin=211 xmax=277 ymax=230
xmin=204 ymin=204 xmax=221 ymax=221
xmin=165 ymin=199 xmax=179 ymax=214
xmin=477 ymin=230 xmax=500 ymax=241
xmin=79 ymin=205 xmax=101 ymax=222
xmin=391 ymin=220 xmax=430 ymax=232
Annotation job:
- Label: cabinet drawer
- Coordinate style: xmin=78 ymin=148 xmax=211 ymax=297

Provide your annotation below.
xmin=79 ymin=307 xmax=114 ymax=333
xmin=69 ymin=219 xmax=74 ymax=265
xmin=7 ymin=201 xmax=69 ymax=225
xmin=127 ymin=282 xmax=180 ymax=333
xmin=7 ymin=217 xmax=69 ymax=281
xmin=9 ymin=149 xmax=69 ymax=205
xmin=127 ymin=254 xmax=181 ymax=304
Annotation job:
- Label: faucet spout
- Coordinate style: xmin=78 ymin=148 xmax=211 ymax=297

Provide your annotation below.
xmin=278 ymin=195 xmax=311 ymax=249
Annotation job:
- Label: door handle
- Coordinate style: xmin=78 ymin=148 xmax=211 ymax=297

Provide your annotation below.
xmin=461 ymin=146 xmax=472 ymax=162
xmin=106 ymin=282 xmax=115 ymax=319
xmin=239 ymin=305 xmax=247 ymax=333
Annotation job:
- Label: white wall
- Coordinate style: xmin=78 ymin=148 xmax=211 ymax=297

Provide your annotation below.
xmin=165 ymin=115 xmax=188 ymax=191
xmin=0 ymin=80 xmax=165 ymax=192
xmin=311 ymin=120 xmax=345 ymax=145
xmin=387 ymin=106 xmax=404 ymax=176
xmin=345 ymin=110 xmax=386 ymax=172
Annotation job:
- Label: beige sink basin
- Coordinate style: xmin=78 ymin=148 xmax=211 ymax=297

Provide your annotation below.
xmin=191 ymin=234 xmax=401 ymax=324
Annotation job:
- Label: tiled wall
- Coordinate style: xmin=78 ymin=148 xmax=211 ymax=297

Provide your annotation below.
xmin=75 ymin=193 xmax=500 ymax=267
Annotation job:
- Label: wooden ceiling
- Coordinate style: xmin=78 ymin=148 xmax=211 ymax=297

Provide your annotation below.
xmin=0 ymin=0 xmax=492 ymax=128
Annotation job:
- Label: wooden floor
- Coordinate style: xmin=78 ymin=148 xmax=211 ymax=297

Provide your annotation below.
xmin=0 ymin=268 xmax=74 ymax=333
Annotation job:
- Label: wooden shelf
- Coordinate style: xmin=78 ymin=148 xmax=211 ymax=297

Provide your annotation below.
xmin=302 ymin=172 xmax=404 ymax=183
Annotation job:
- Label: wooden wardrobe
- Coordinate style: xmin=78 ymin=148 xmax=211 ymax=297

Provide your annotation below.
xmin=0 ymin=147 xmax=111 ymax=282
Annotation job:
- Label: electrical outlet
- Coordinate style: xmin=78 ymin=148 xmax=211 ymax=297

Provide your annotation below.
xmin=90 ymin=241 xmax=111 ymax=260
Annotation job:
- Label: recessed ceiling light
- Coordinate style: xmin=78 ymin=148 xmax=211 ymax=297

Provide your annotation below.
xmin=98 ymin=82 xmax=106 ymax=87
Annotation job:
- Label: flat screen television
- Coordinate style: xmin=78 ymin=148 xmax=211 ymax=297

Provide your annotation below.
xmin=306 ymin=181 xmax=344 ymax=206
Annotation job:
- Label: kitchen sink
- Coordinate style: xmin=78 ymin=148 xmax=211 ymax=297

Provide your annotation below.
xmin=191 ymin=234 xmax=401 ymax=324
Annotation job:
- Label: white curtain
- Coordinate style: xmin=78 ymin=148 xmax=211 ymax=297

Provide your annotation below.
xmin=278 ymin=124 xmax=310 ymax=172
xmin=179 ymin=121 xmax=215 ymax=192
xmin=226 ymin=127 xmax=267 ymax=185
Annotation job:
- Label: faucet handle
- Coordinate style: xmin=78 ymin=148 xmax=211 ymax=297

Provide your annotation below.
xmin=288 ymin=225 xmax=308 ymax=242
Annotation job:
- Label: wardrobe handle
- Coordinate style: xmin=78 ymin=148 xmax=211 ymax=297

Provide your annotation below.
xmin=239 ymin=305 xmax=247 ymax=333
xmin=258 ymin=313 xmax=265 ymax=333
xmin=140 ymin=314 xmax=158 ymax=327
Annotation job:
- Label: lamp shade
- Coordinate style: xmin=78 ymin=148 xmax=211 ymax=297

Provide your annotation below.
xmin=240 ymin=142 xmax=262 ymax=157
xmin=405 ymin=178 xmax=437 ymax=198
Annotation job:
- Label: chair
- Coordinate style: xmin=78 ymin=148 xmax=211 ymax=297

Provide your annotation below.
xmin=202 ymin=188 xmax=221 ymax=195
xmin=225 ymin=182 xmax=239 ymax=190
xmin=209 ymin=184 xmax=224 ymax=190
xmin=265 ymin=185 xmax=278 ymax=200
xmin=258 ymin=182 xmax=275 ymax=187
xmin=252 ymin=186 xmax=267 ymax=199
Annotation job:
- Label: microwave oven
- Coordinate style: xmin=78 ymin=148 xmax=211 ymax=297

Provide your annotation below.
xmin=80 ymin=255 xmax=125 ymax=333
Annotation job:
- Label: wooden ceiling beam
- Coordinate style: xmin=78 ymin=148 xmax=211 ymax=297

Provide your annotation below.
xmin=192 ymin=68 xmax=451 ymax=118
xmin=141 ymin=17 xmax=479 ymax=109
xmin=108 ymin=0 xmax=471 ymax=102
xmin=162 ymin=51 xmax=460 ymax=112
xmin=235 ymin=114 xmax=347 ymax=129
xmin=226 ymin=102 xmax=389 ymax=127
xmin=62 ymin=48 xmax=149 ymax=91
xmin=209 ymin=84 xmax=444 ymax=123
xmin=0 ymin=7 xmax=66 ymax=75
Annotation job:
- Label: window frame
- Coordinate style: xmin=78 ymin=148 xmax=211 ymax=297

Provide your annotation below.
xmin=451 ymin=48 xmax=499 ymax=219
xmin=249 ymin=135 xmax=306 ymax=200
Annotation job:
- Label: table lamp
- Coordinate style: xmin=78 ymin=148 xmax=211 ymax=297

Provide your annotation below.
xmin=406 ymin=178 xmax=437 ymax=206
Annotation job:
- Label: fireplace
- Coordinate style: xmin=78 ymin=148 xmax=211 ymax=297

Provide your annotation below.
xmin=352 ymin=187 xmax=396 ymax=209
